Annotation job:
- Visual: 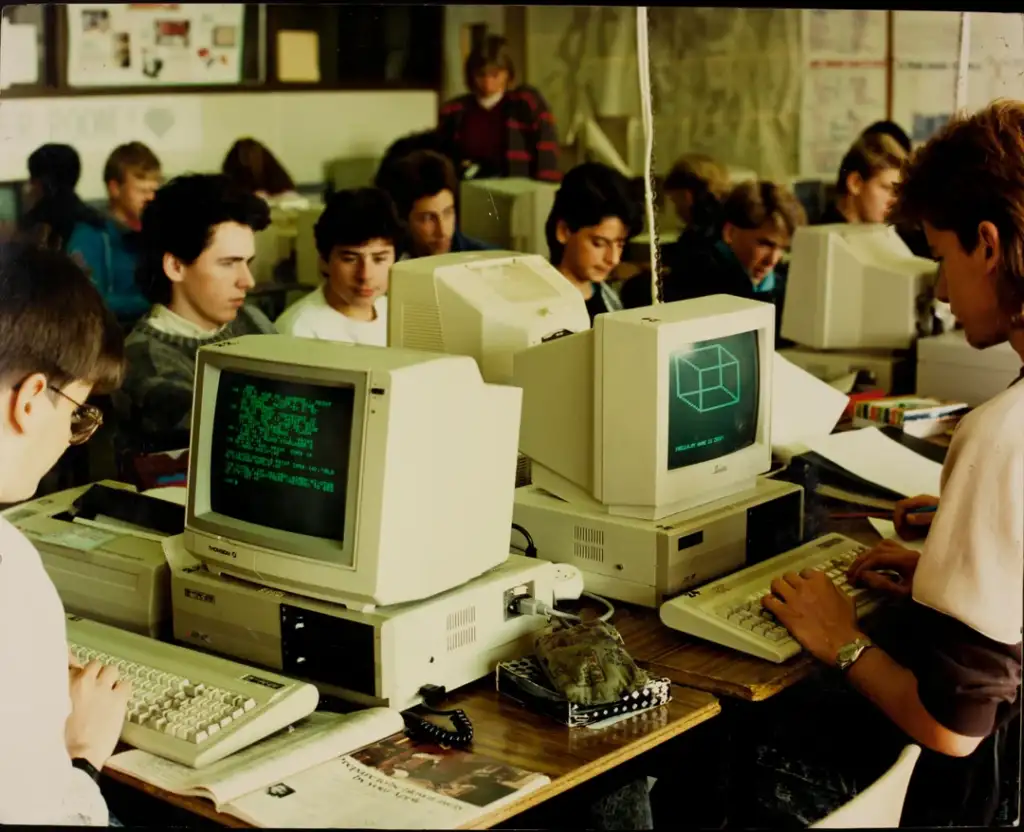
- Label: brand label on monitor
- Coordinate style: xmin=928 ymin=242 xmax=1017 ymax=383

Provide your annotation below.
xmin=184 ymin=588 xmax=215 ymax=604
xmin=242 ymin=674 xmax=285 ymax=690
xmin=209 ymin=545 xmax=237 ymax=559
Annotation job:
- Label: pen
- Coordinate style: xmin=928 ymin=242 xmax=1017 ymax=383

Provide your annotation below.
xmin=907 ymin=505 xmax=938 ymax=515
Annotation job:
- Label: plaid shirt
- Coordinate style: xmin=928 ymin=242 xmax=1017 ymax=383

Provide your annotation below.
xmin=438 ymin=86 xmax=562 ymax=182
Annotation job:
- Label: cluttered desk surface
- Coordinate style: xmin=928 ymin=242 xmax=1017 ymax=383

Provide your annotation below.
xmin=103 ymin=680 xmax=721 ymax=829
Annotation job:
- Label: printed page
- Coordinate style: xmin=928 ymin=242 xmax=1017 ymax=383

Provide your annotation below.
xmin=806 ymin=427 xmax=943 ymax=498
xmin=225 ymin=755 xmax=477 ymax=829
xmin=868 ymin=518 xmax=927 ymax=552
xmin=770 ymin=352 xmax=850 ymax=459
xmin=107 ymin=708 xmax=404 ymax=809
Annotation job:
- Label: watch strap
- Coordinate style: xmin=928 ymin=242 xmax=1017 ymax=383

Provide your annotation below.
xmin=71 ymin=757 xmax=101 ymax=783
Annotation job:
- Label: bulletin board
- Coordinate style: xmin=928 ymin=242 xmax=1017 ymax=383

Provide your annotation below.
xmin=66 ymin=3 xmax=244 ymax=88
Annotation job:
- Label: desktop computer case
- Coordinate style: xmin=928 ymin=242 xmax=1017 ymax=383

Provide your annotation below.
xmin=171 ymin=554 xmax=558 ymax=710
xmin=512 ymin=477 xmax=803 ymax=608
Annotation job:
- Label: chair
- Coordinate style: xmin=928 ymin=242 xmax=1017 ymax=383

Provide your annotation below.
xmin=811 ymin=744 xmax=921 ymax=828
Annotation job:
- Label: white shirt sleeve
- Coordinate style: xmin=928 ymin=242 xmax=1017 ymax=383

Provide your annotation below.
xmin=0 ymin=520 xmax=109 ymax=826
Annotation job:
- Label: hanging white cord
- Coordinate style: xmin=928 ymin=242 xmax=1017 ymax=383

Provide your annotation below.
xmin=954 ymin=12 xmax=971 ymax=113
xmin=636 ymin=7 xmax=660 ymax=302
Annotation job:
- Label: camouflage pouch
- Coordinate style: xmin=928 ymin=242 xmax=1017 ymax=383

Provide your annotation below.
xmin=533 ymin=619 xmax=649 ymax=706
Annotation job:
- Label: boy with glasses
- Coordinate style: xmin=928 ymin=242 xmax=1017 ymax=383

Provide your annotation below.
xmin=0 ymin=242 xmax=131 ymax=825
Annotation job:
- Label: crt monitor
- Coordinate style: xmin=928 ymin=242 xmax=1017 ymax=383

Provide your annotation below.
xmin=388 ymin=251 xmax=591 ymax=385
xmin=459 ymin=178 xmax=559 ymax=257
xmin=781 ymin=224 xmax=939 ymax=350
xmin=513 ymin=295 xmax=775 ymax=521
xmin=184 ymin=335 xmax=522 ymax=610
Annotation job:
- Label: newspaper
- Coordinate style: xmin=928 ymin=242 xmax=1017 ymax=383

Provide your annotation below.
xmin=107 ymin=708 xmax=403 ymax=811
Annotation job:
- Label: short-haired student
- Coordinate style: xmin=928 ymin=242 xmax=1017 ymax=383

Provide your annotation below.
xmin=0 ymin=243 xmax=130 ymax=825
xmin=276 ymin=188 xmax=403 ymax=345
xmin=117 ymin=174 xmax=275 ymax=452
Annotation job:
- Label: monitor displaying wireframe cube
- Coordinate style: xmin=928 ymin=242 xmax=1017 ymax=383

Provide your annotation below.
xmin=667 ymin=332 xmax=759 ymax=469
xmin=514 ymin=295 xmax=774 ymax=521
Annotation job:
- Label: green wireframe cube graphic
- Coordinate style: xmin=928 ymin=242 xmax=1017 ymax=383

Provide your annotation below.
xmin=673 ymin=344 xmax=741 ymax=412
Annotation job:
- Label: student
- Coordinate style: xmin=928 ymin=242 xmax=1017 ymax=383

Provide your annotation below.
xmin=117 ymin=174 xmax=275 ymax=452
xmin=67 ymin=141 xmax=163 ymax=324
xmin=18 ymin=143 xmax=105 ymax=252
xmin=861 ymin=119 xmax=913 ymax=154
xmin=820 ymin=131 xmax=907 ymax=225
xmin=657 ymin=100 xmax=1024 ymax=829
xmin=275 ymin=188 xmax=401 ymax=345
xmin=437 ymin=35 xmax=561 ymax=182
xmin=544 ymin=162 xmax=643 ymax=323
xmin=221 ymin=137 xmax=303 ymax=205
xmin=663 ymin=181 xmax=805 ymax=311
xmin=374 ymin=150 xmax=492 ymax=258
xmin=0 ymin=242 xmax=130 ymax=826
xmin=621 ymin=153 xmax=729 ymax=309
xmin=661 ymin=153 xmax=729 ymax=231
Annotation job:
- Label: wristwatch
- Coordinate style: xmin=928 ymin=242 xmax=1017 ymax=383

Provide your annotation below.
xmin=835 ymin=637 xmax=874 ymax=672
xmin=71 ymin=757 xmax=101 ymax=783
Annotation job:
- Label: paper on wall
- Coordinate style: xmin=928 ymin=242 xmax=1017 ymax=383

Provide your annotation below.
xmin=277 ymin=31 xmax=320 ymax=84
xmin=0 ymin=19 xmax=39 ymax=90
xmin=66 ymin=4 xmax=243 ymax=88
xmin=805 ymin=427 xmax=943 ymax=498
xmin=770 ymin=352 xmax=849 ymax=459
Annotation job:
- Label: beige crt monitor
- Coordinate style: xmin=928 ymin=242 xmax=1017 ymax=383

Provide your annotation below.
xmin=387 ymin=251 xmax=591 ymax=385
xmin=514 ymin=296 xmax=775 ymax=521
xmin=184 ymin=335 xmax=522 ymax=611
xmin=781 ymin=224 xmax=939 ymax=350
xmin=458 ymin=178 xmax=559 ymax=257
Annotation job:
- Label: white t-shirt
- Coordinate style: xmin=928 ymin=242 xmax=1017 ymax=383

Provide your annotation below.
xmin=275 ymin=288 xmax=388 ymax=346
xmin=0 ymin=517 xmax=108 ymax=825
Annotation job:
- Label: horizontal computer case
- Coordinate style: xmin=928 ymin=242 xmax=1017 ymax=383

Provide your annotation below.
xmin=172 ymin=553 xmax=559 ymax=710
xmin=512 ymin=476 xmax=803 ymax=608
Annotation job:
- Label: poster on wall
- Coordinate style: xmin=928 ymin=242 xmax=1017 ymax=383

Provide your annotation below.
xmin=798 ymin=9 xmax=888 ymax=179
xmin=66 ymin=4 xmax=243 ymax=87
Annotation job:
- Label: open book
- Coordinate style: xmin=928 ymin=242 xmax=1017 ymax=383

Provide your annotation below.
xmin=106 ymin=708 xmax=404 ymax=811
xmin=223 ymin=732 xmax=551 ymax=828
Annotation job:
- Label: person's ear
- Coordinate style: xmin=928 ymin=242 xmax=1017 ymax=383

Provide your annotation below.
xmin=9 ymin=373 xmax=49 ymax=436
xmin=721 ymin=222 xmax=736 ymax=245
xmin=317 ymin=255 xmax=330 ymax=280
xmin=977 ymin=221 xmax=1000 ymax=265
xmin=555 ymin=219 xmax=572 ymax=246
xmin=846 ymin=172 xmax=864 ymax=197
xmin=106 ymin=179 xmax=121 ymax=202
xmin=163 ymin=252 xmax=186 ymax=286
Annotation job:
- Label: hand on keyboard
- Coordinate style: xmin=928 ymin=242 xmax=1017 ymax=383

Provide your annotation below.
xmin=847 ymin=540 xmax=919 ymax=598
xmin=761 ymin=569 xmax=866 ymax=666
xmin=66 ymin=660 xmax=133 ymax=771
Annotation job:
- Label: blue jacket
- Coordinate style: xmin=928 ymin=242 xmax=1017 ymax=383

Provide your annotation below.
xmin=451 ymin=229 xmax=494 ymax=253
xmin=67 ymin=217 xmax=150 ymax=321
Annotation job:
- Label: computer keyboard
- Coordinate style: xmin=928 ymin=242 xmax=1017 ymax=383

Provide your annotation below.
xmin=66 ymin=614 xmax=319 ymax=768
xmin=659 ymin=533 xmax=882 ymax=663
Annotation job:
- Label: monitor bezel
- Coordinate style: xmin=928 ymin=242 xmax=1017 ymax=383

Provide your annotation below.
xmin=187 ymin=351 xmax=368 ymax=570
xmin=596 ymin=301 xmax=774 ymax=512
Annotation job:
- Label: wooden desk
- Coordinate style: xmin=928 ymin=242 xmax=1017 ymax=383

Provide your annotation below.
xmin=104 ymin=680 xmax=720 ymax=829
xmin=614 ymin=517 xmax=884 ymax=702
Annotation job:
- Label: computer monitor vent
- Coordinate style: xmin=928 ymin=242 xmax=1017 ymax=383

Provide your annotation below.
xmin=397 ymin=304 xmax=444 ymax=352
xmin=515 ymin=453 xmax=532 ymax=488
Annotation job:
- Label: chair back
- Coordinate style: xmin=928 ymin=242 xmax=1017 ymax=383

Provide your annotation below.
xmin=811 ymin=744 xmax=921 ymax=828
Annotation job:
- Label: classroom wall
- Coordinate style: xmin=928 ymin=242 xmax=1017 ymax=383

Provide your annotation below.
xmin=0 ymin=89 xmax=439 ymax=199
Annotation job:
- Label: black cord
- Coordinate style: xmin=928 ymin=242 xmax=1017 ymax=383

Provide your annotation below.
xmin=404 ymin=685 xmax=474 ymax=747
xmin=511 ymin=523 xmax=537 ymax=558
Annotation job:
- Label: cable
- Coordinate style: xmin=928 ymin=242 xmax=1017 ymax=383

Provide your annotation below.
xmin=635 ymin=7 xmax=659 ymax=303
xmin=403 ymin=686 xmax=474 ymax=748
xmin=516 ymin=590 xmax=615 ymax=624
xmin=511 ymin=523 xmax=537 ymax=558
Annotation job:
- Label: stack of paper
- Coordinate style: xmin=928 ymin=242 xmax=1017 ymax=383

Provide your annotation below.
xmin=770 ymin=352 xmax=851 ymax=459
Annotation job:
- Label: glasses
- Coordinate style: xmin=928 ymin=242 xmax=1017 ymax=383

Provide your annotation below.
xmin=48 ymin=386 xmax=104 ymax=446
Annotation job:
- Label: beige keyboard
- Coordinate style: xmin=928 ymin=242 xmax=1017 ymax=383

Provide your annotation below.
xmin=659 ymin=533 xmax=882 ymax=663
xmin=67 ymin=614 xmax=319 ymax=768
